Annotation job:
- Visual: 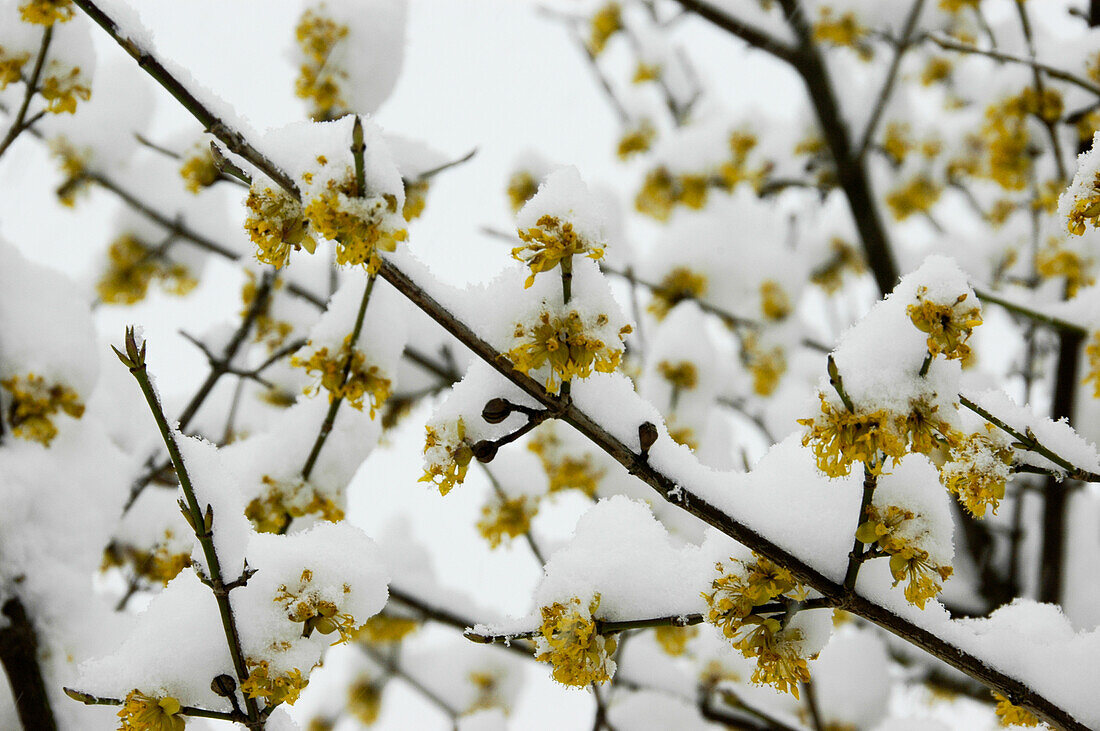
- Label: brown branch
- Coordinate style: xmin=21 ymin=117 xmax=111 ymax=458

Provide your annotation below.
xmin=672 ymin=0 xmax=800 ymax=64
xmin=0 ymin=25 xmax=52 ymax=160
xmin=0 ymin=597 xmax=57 ymax=731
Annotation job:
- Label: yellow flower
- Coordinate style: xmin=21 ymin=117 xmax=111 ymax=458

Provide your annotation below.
xmin=617 ymin=119 xmax=656 ymax=160
xmin=179 ymin=146 xmax=219 ymax=194
xmin=513 ymin=214 xmax=605 ymax=288
xmin=654 ymin=625 xmax=698 ymax=656
xmin=657 ymin=360 xmax=698 ymax=391
xmin=529 ymin=427 xmax=604 ymax=497
xmin=993 ymin=692 xmax=1040 ymax=727
xmin=855 ymin=505 xmax=952 ymax=608
xmin=241 ymin=660 xmax=309 ymax=707
xmin=275 ymin=568 xmax=360 ymax=643
xmin=921 ymin=56 xmax=953 ymax=86
xmin=587 ymin=2 xmax=622 ymax=55
xmin=648 ymin=267 xmax=708 ymax=320
xmin=347 ymin=676 xmax=382 ymax=725
xmin=635 ymin=167 xmax=678 ymax=220
xmin=703 ymin=555 xmax=812 ymax=697
xmin=49 ymin=136 xmax=90 ymax=206
xmin=0 ymin=50 xmax=31 ymax=90
xmin=810 ymin=238 xmax=866 ymax=294
xmin=718 ymin=131 xmax=764 ymax=190
xmin=812 ymin=8 xmax=872 ymax=60
xmin=245 ymin=475 xmax=344 ymax=534
xmin=906 ymin=286 xmax=982 ymax=361
xmin=1 ymin=373 xmax=84 ymax=446
xmin=898 ymin=397 xmax=958 ymax=456
xmin=885 ymin=175 xmax=942 ymax=221
xmin=798 ymin=394 xmax=907 ymax=477
xmin=403 ymin=179 xmax=429 ymax=221
xmin=1085 ymin=332 xmax=1100 ymax=398
xmin=97 ymin=235 xmax=197 ymax=305
xmin=507 ymin=309 xmax=630 ymax=394
xmin=117 ymin=690 xmax=185 ymax=731
xmin=468 ymin=670 xmax=506 ymax=713
xmin=39 ymin=65 xmax=90 ymax=114
xmin=304 ymin=173 xmax=407 ymax=274
xmin=244 ymin=182 xmax=313 ymax=269
xmin=19 ymin=0 xmax=72 ymax=25
xmin=507 ymin=170 xmax=540 ymax=214
xmin=294 ymin=8 xmax=349 ymax=120
xmin=744 ymin=339 xmax=786 ymax=397
xmin=293 ymin=336 xmax=392 ymax=417
xmin=101 ymin=536 xmax=192 ymax=587
xmin=477 ymin=495 xmax=539 ymax=548
xmin=760 ymin=280 xmax=791 ymax=321
xmin=355 ymin=614 xmax=419 ymax=645
xmin=632 ymin=62 xmax=660 ymax=84
xmin=240 ymin=271 xmax=294 ymax=351
xmin=941 ymin=430 xmax=1013 ymax=518
xmin=420 ymin=418 xmax=474 ymax=496
xmin=535 ymin=595 xmax=617 ymax=687
xmin=1037 ymin=240 xmax=1094 ymax=297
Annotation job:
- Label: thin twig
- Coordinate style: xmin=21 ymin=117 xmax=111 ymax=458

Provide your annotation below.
xmin=0 ymin=25 xmax=52 ymax=160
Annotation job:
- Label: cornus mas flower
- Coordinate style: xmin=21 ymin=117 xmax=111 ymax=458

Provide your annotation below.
xmin=293 ymin=335 xmax=392 ymax=417
xmin=898 ymin=396 xmax=959 ymax=457
xmin=402 ymin=179 xmax=429 ymax=221
xmin=116 ymin=690 xmax=185 ymax=731
xmin=241 ymin=271 xmax=293 ymax=350
xmin=303 ymin=168 xmax=407 ymax=273
xmin=477 ymin=495 xmax=538 ymax=548
xmin=654 ymin=625 xmax=698 ymax=657
xmin=507 ymin=169 xmax=540 ymax=214
xmin=657 ymin=360 xmax=698 ymax=391
xmin=19 ymin=0 xmax=72 ymax=25
xmin=244 ymin=180 xmax=313 ymax=269
xmin=0 ymin=48 xmax=30 ymax=89
xmin=513 ymin=214 xmax=605 ymax=288
xmin=534 ymin=595 xmax=617 ymax=687
xmin=617 ymin=119 xmax=656 ymax=160
xmin=885 ymin=175 xmax=942 ymax=221
xmin=799 ymin=395 xmax=907 ymax=478
xmin=355 ymin=614 xmax=419 ymax=645
xmin=941 ymin=430 xmax=1014 ymax=518
xmin=812 ymin=8 xmax=872 ymax=60
xmin=529 ymin=426 xmax=604 ymax=497
xmin=1085 ymin=332 xmax=1100 ymax=398
xmin=346 ymin=676 xmax=382 ymax=725
xmin=38 ymin=61 xmax=91 ymax=114
xmin=906 ymin=286 xmax=982 ymax=361
xmin=1 ymin=372 xmax=84 ymax=445
xmin=648 ymin=267 xmax=707 ymax=319
xmin=241 ymin=660 xmax=308 ymax=707
xmin=275 ymin=568 xmax=360 ymax=643
xmin=703 ymin=555 xmax=812 ymax=697
xmin=294 ymin=8 xmax=349 ymax=121
xmin=420 ymin=418 xmax=473 ymax=495
xmin=1061 ymin=134 xmax=1100 ymax=236
xmin=178 ymin=143 xmax=219 ymax=194
xmin=1036 ymin=240 xmax=1094 ymax=298
xmin=586 ymin=2 xmax=621 ymax=56
xmin=245 ymin=475 xmax=345 ymax=534
xmin=507 ymin=307 xmax=631 ymax=395
xmin=101 ymin=537 xmax=192 ymax=586
xmin=855 ymin=505 xmax=953 ymax=609
xmin=993 ymin=692 xmax=1040 ymax=728
xmin=97 ymin=234 xmax=197 ymax=305
xmin=759 ymin=280 xmax=791 ymax=321
xmin=744 ymin=338 xmax=786 ymax=397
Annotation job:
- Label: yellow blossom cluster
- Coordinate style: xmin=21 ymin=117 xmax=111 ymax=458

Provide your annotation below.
xmin=294 ymin=8 xmax=349 ymax=120
xmin=744 ymin=338 xmax=786 ymax=397
xmin=885 ymin=175 xmax=942 ymax=221
xmin=811 ymin=238 xmax=866 ymax=294
xmin=241 ymin=271 xmax=294 ymax=351
xmin=48 ymin=136 xmax=90 ymax=206
xmin=759 ymin=280 xmax=791 ymax=321
xmin=940 ymin=430 xmax=1013 ymax=518
xmin=907 ymin=287 xmax=982 ymax=361
xmin=347 ymin=676 xmax=382 ymax=725
xmin=420 ymin=418 xmax=473 ymax=495
xmin=535 ymin=595 xmax=617 ymax=687
xmin=97 ymin=235 xmax=197 ymax=305
xmin=1037 ymin=240 xmax=1094 ymax=297
xmin=654 ymin=625 xmax=698 ymax=656
xmin=921 ymin=56 xmax=953 ymax=86
xmin=993 ymin=692 xmax=1040 ymax=727
xmin=507 ymin=170 xmax=540 ymax=213
xmin=117 ymin=690 xmax=184 ymax=731
xmin=977 ymin=89 xmax=1063 ymax=191
xmin=179 ymin=146 xmax=219 ymax=194
xmin=529 ymin=427 xmax=605 ymax=498
xmin=304 ymin=171 xmax=407 ymax=273
xmin=101 ymin=537 xmax=192 ymax=587
xmin=855 ymin=505 xmax=953 ymax=608
xmin=618 ymin=120 xmax=656 ymax=160
xmin=244 ymin=182 xmax=313 ymax=269
xmin=468 ymin=670 xmax=506 ymax=713
xmin=513 ymin=214 xmax=605 ymax=288
xmin=703 ymin=555 xmax=812 ymax=697
xmin=812 ymin=8 xmax=872 ymax=60
xmin=245 ymin=475 xmax=345 ymax=534
xmin=355 ymin=613 xmax=419 ymax=645
xmin=508 ymin=309 xmax=631 ymax=394
xmin=275 ymin=568 xmax=359 ymax=643
xmin=635 ymin=167 xmax=707 ymax=220
xmin=477 ymin=495 xmax=539 ymax=548
xmin=19 ymin=0 xmax=72 ymax=26
xmin=1085 ymin=332 xmax=1100 ymax=398
xmin=403 ymin=179 xmax=429 ymax=221
xmin=1 ymin=373 xmax=84 ymax=446
xmin=657 ymin=360 xmax=698 ymax=391
xmin=37 ymin=63 xmax=90 ymax=114
xmin=241 ymin=660 xmax=309 ymax=707
xmin=648 ymin=267 xmax=708 ymax=320
xmin=293 ymin=335 xmax=392 ymax=417
xmin=587 ymin=2 xmax=622 ymax=56
xmin=799 ymin=396 xmax=907 ymax=477
xmin=0 ymin=48 xmax=31 ymax=89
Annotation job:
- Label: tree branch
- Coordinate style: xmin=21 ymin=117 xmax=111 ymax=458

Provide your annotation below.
xmin=0 ymin=597 xmax=57 ymax=731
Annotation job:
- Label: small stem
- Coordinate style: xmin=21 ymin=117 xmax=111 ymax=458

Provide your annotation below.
xmin=973 ymin=287 xmax=1087 ymax=335
xmin=919 ymin=351 xmax=933 ymax=377
xmin=0 ymin=25 xmax=52 ymax=161
xmin=843 ymin=467 xmax=878 ymax=593
xmin=1 ymin=597 xmax=57 ymax=731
